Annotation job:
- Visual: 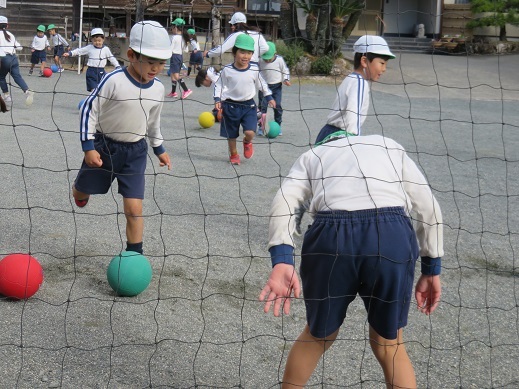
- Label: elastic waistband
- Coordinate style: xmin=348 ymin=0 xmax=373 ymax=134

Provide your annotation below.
xmin=95 ymin=132 xmax=145 ymax=146
xmin=315 ymin=207 xmax=407 ymax=222
xmin=224 ymin=98 xmax=255 ymax=105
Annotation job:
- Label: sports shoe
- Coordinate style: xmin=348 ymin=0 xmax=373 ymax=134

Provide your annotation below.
xmin=166 ymin=92 xmax=178 ymax=98
xmin=257 ymin=127 xmax=264 ymax=136
xmin=74 ymin=197 xmax=89 ymax=207
xmin=230 ymin=154 xmax=241 ymax=165
xmin=39 ymin=71 xmax=44 ymax=77
xmin=28 ymin=69 xmax=33 ymax=76
xmin=243 ymin=141 xmax=254 ymax=159
xmin=58 ymin=68 xmax=64 ymax=73
xmin=25 ymin=90 xmax=34 ymax=106
xmin=3 ymin=94 xmax=11 ymax=102
xmin=181 ymin=89 xmax=192 ymax=99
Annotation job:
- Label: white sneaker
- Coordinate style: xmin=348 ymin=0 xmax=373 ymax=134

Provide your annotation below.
xmin=3 ymin=94 xmax=11 ymax=102
xmin=25 ymin=90 xmax=34 ymax=106
xmin=58 ymin=68 xmax=64 ymax=73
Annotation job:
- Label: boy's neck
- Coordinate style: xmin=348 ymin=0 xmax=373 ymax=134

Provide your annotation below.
xmin=234 ymin=62 xmax=249 ymax=70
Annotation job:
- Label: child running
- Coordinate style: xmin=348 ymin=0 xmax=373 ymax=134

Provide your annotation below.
xmin=63 ymin=28 xmax=120 ymax=92
xmin=186 ymin=28 xmax=203 ymax=77
xmin=260 ymin=133 xmax=443 ymax=389
xmin=213 ymin=34 xmax=275 ymax=165
xmin=72 ymin=20 xmax=172 ymax=256
xmin=314 ymin=35 xmax=395 ymax=145
xmin=166 ymin=18 xmax=192 ymax=99
xmin=257 ymin=41 xmax=291 ymax=136
xmin=28 ymin=25 xmax=51 ymax=77
xmin=47 ymin=24 xmax=69 ymax=72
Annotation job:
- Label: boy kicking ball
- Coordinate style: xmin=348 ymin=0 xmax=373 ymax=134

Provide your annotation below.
xmin=260 ymin=133 xmax=443 ymax=388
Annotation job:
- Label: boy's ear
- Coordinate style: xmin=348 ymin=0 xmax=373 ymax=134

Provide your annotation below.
xmin=360 ymin=55 xmax=368 ymax=68
xmin=127 ymin=49 xmax=135 ymax=61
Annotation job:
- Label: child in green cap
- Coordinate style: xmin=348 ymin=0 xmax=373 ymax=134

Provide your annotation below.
xmin=28 ymin=25 xmax=51 ymax=76
xmin=167 ymin=18 xmax=192 ymax=99
xmin=187 ymin=28 xmax=203 ymax=77
xmin=47 ymin=24 xmax=69 ymax=72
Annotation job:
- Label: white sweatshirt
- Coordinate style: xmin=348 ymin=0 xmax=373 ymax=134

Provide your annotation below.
xmin=214 ymin=63 xmax=272 ymax=102
xmin=30 ymin=35 xmax=50 ymax=51
xmin=259 ymin=55 xmax=290 ymax=84
xmin=206 ymin=31 xmax=269 ymax=63
xmin=68 ymin=45 xmax=120 ymax=68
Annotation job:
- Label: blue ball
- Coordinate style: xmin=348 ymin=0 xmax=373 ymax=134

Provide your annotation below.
xmin=78 ymin=99 xmax=86 ymax=110
xmin=50 ymin=64 xmax=59 ymax=73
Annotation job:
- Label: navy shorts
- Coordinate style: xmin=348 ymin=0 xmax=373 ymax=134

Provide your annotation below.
xmin=169 ymin=54 xmax=183 ymax=74
xmin=74 ymin=135 xmax=148 ymax=199
xmin=220 ymin=99 xmax=257 ymax=139
xmin=86 ymin=66 xmax=105 ymax=91
xmin=300 ymin=207 xmax=419 ymax=340
xmin=189 ymin=51 xmax=203 ymax=67
xmin=54 ymin=45 xmax=65 ymax=57
xmin=31 ymin=50 xmax=47 ymax=65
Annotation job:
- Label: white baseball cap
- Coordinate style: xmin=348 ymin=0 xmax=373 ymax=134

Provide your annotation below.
xmin=91 ymin=28 xmax=104 ymax=36
xmin=130 ymin=20 xmax=172 ymax=60
xmin=353 ymin=35 xmax=395 ymax=59
xmin=229 ymin=12 xmax=247 ymax=25
xmin=0 ymin=16 xmax=8 ymax=24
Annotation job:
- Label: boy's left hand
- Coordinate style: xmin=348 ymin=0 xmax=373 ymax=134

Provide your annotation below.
xmin=268 ymin=100 xmax=276 ymax=109
xmin=157 ymin=152 xmax=171 ymax=170
xmin=284 ymin=81 xmax=291 ymax=86
xmin=259 ymin=263 xmax=300 ymax=317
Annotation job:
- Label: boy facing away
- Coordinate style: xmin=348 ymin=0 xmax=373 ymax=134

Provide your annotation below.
xmin=314 ymin=35 xmax=395 ymax=145
xmin=72 ymin=20 xmax=172 ymax=255
xmin=257 ymin=41 xmax=291 ymax=136
xmin=28 ymin=25 xmax=51 ymax=76
xmin=260 ymin=134 xmax=443 ymax=388
xmin=63 ymin=28 xmax=120 ymax=91
xmin=47 ymin=24 xmax=69 ymax=72
xmin=213 ymin=34 xmax=275 ymax=165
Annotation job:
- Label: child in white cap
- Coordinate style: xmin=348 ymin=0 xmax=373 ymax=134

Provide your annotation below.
xmin=315 ymin=35 xmax=395 ymax=145
xmin=64 ymin=28 xmax=120 ymax=91
xmin=72 ymin=21 xmax=172 ymax=257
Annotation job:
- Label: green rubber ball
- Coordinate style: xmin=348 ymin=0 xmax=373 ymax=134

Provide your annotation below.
xmin=107 ymin=251 xmax=152 ymax=296
xmin=266 ymin=121 xmax=281 ymax=138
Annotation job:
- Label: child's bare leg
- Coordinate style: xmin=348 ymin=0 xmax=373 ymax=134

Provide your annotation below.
xmin=123 ymin=197 xmax=144 ymax=245
xmin=243 ymin=129 xmax=255 ymax=143
xmin=228 ymin=138 xmax=238 ymax=156
xmin=369 ymin=326 xmax=416 ymax=389
xmin=282 ymin=325 xmax=338 ymax=388
xmin=41 ymin=61 xmax=46 ymax=73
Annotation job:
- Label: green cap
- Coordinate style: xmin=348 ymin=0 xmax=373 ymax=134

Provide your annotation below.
xmin=37 ymin=25 xmax=46 ymax=32
xmin=171 ymin=18 xmax=185 ymax=26
xmin=187 ymin=28 xmax=195 ymax=35
xmin=234 ymin=33 xmax=255 ymax=52
xmin=47 ymin=24 xmax=56 ymax=30
xmin=262 ymin=41 xmax=276 ymax=60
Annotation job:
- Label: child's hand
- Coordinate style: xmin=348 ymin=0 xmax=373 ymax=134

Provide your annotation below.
xmin=284 ymin=80 xmax=291 ymax=87
xmin=415 ymin=274 xmax=441 ymax=315
xmin=31 ymin=49 xmax=35 ymax=53
xmin=215 ymin=101 xmax=221 ymax=111
xmin=63 ymin=52 xmax=69 ymax=57
xmin=84 ymin=150 xmax=103 ymax=168
xmin=259 ymin=263 xmax=301 ymax=317
xmin=268 ymin=100 xmax=276 ymax=109
xmin=157 ymin=152 xmax=171 ymax=170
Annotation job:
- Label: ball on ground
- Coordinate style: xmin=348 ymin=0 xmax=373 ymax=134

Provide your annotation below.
xmin=50 ymin=64 xmax=59 ymax=73
xmin=198 ymin=111 xmax=215 ymax=128
xmin=107 ymin=251 xmax=152 ymax=296
xmin=78 ymin=99 xmax=86 ymax=110
xmin=0 ymin=254 xmax=44 ymax=299
xmin=43 ymin=68 xmax=53 ymax=77
xmin=266 ymin=121 xmax=281 ymax=138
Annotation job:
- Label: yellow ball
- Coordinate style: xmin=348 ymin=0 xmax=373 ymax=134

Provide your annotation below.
xmin=198 ymin=111 xmax=215 ymax=128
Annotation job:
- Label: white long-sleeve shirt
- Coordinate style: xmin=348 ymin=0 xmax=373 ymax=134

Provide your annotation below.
xmin=268 ymin=135 xmax=443 ymax=260
xmin=79 ymin=67 xmax=166 ymax=154
xmin=170 ymin=34 xmax=188 ymax=55
xmin=213 ymin=63 xmax=272 ymax=102
xmin=0 ymin=31 xmax=22 ymax=55
xmin=30 ymin=35 xmax=50 ymax=51
xmin=50 ymin=33 xmax=69 ymax=47
xmin=206 ymin=31 xmax=269 ymax=63
xmin=189 ymin=39 xmax=200 ymax=52
xmin=68 ymin=44 xmax=120 ymax=68
xmin=326 ymin=72 xmax=370 ymax=135
xmin=259 ymin=55 xmax=290 ymax=84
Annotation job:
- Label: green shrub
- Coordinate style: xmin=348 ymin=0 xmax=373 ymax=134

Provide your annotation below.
xmin=310 ymin=55 xmax=334 ymax=75
xmin=275 ymin=41 xmax=306 ymax=70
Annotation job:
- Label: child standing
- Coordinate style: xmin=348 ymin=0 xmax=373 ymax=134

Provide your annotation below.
xmin=63 ymin=28 xmax=120 ymax=92
xmin=260 ymin=134 xmax=443 ymax=389
xmin=314 ymin=35 xmax=395 ymax=145
xmin=257 ymin=41 xmax=291 ymax=136
xmin=213 ymin=34 xmax=275 ymax=165
xmin=72 ymin=20 xmax=172 ymax=256
xmin=186 ymin=28 xmax=203 ymax=77
xmin=167 ymin=18 xmax=191 ymax=99
xmin=28 ymin=25 xmax=51 ymax=77
xmin=0 ymin=16 xmax=34 ymax=105
xmin=47 ymin=24 xmax=69 ymax=72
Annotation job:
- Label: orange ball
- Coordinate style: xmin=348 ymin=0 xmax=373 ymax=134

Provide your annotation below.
xmin=0 ymin=254 xmax=44 ymax=299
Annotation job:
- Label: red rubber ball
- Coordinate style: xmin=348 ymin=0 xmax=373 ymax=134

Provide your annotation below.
xmin=43 ymin=68 xmax=53 ymax=77
xmin=0 ymin=254 xmax=44 ymax=299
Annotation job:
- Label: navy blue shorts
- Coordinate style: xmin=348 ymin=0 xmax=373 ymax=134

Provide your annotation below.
xmin=300 ymin=207 xmax=419 ymax=340
xmin=31 ymin=50 xmax=47 ymax=65
xmin=74 ymin=135 xmax=148 ymax=199
xmin=189 ymin=51 xmax=203 ymax=67
xmin=86 ymin=67 xmax=105 ymax=91
xmin=220 ymin=99 xmax=257 ymax=139
xmin=54 ymin=45 xmax=65 ymax=57
xmin=169 ymin=54 xmax=183 ymax=74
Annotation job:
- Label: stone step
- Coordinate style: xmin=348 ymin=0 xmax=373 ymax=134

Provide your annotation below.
xmin=343 ymin=36 xmax=433 ymax=54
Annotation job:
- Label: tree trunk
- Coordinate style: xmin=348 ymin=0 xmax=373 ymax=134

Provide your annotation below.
xmin=211 ymin=5 xmax=222 ymax=66
xmin=279 ymin=0 xmax=298 ymax=42
xmin=314 ymin=0 xmax=330 ymax=56
xmin=328 ymin=17 xmax=345 ymax=57
xmin=135 ymin=0 xmax=144 ymax=22
xmin=500 ymin=25 xmax=507 ymax=41
xmin=341 ymin=9 xmax=362 ymax=40
xmin=305 ymin=13 xmax=318 ymax=53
